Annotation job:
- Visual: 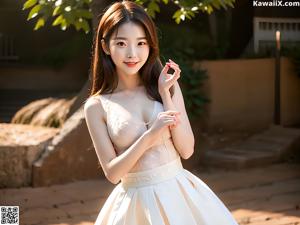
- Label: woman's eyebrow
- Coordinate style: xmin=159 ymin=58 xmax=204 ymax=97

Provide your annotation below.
xmin=112 ymin=37 xmax=147 ymax=40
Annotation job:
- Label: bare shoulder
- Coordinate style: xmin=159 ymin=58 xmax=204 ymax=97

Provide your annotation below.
xmin=83 ymin=95 xmax=105 ymax=121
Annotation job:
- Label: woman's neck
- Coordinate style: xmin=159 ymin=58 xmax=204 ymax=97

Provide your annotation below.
xmin=115 ymin=67 xmax=143 ymax=91
xmin=116 ymin=76 xmax=143 ymax=92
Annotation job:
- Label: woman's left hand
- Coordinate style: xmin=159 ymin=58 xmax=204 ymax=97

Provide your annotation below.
xmin=158 ymin=59 xmax=181 ymax=96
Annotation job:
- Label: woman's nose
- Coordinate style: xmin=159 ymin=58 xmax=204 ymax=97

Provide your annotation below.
xmin=127 ymin=45 xmax=137 ymax=58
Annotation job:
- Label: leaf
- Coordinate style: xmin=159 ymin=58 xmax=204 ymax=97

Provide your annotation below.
xmin=187 ymin=11 xmax=195 ymax=17
xmin=82 ymin=22 xmax=90 ymax=33
xmin=27 ymin=4 xmax=41 ymax=20
xmin=74 ymin=9 xmax=93 ymax=19
xmin=52 ymin=15 xmax=64 ymax=26
xmin=212 ymin=1 xmax=221 ymax=10
xmin=60 ymin=18 xmax=67 ymax=30
xmin=147 ymin=0 xmax=160 ymax=17
xmin=75 ymin=18 xmax=90 ymax=33
xmin=74 ymin=20 xmax=81 ymax=31
xmin=53 ymin=6 xmax=62 ymax=16
xmin=34 ymin=17 xmax=45 ymax=30
xmin=64 ymin=12 xmax=75 ymax=24
xmin=206 ymin=5 xmax=214 ymax=14
xmin=23 ymin=0 xmax=236 ymax=35
xmin=23 ymin=0 xmax=37 ymax=10
xmin=175 ymin=17 xmax=181 ymax=24
xmin=172 ymin=9 xmax=182 ymax=19
xmin=151 ymin=1 xmax=160 ymax=11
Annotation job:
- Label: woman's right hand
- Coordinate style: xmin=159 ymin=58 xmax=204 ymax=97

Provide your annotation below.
xmin=147 ymin=110 xmax=181 ymax=138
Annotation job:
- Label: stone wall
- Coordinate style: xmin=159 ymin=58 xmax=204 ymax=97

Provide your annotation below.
xmin=194 ymin=57 xmax=300 ymax=132
xmin=0 ymin=124 xmax=59 ymax=188
xmin=32 ymin=108 xmax=103 ymax=187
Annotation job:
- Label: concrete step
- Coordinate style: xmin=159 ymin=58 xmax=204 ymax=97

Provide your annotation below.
xmin=203 ymin=125 xmax=300 ymax=169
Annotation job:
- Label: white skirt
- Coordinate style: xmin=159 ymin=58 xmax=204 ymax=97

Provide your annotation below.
xmin=94 ymin=157 xmax=239 ymax=225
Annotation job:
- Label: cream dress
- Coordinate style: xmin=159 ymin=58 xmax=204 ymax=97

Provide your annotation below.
xmin=90 ymin=86 xmax=239 ymax=225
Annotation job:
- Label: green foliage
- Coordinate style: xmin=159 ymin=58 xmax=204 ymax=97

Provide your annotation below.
xmin=22 ymin=0 xmax=92 ymax=33
xmin=139 ymin=0 xmax=235 ymax=24
xmin=157 ymin=23 xmax=215 ymax=60
xmin=155 ymin=11 xmax=234 ymax=61
xmin=158 ymin=23 xmax=210 ymax=119
xmin=178 ymin=60 xmax=210 ymax=120
xmin=22 ymin=0 xmax=235 ymax=33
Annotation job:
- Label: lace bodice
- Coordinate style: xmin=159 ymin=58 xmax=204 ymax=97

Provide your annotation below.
xmin=93 ymin=88 xmax=179 ymax=173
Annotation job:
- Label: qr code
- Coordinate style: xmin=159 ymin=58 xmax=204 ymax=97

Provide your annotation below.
xmin=0 ymin=206 xmax=19 ymax=225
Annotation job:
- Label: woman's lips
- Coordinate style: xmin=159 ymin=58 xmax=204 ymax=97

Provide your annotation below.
xmin=124 ymin=62 xmax=138 ymax=67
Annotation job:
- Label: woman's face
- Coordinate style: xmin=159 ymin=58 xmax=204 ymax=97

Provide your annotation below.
xmin=104 ymin=21 xmax=150 ymax=77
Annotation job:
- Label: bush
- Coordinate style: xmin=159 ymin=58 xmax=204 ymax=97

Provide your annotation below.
xmin=157 ymin=23 xmax=210 ymax=119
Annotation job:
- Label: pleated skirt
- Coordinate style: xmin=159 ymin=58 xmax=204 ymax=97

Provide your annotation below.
xmin=94 ymin=157 xmax=239 ymax=225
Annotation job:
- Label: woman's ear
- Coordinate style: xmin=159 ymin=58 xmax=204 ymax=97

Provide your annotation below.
xmin=101 ymin=39 xmax=110 ymax=55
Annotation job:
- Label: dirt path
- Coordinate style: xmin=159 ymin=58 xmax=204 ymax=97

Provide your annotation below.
xmin=1 ymin=162 xmax=299 ymax=225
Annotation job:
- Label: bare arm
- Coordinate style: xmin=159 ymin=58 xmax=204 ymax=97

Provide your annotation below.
xmin=160 ymin=81 xmax=195 ymax=159
xmin=84 ymin=97 xmax=155 ymax=184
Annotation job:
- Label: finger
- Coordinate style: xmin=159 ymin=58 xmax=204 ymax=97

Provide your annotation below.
xmin=166 ymin=112 xmax=181 ymax=117
xmin=167 ymin=62 xmax=181 ymax=72
xmin=161 ymin=116 xmax=176 ymax=122
xmin=169 ymin=59 xmax=179 ymax=66
xmin=165 ymin=73 xmax=180 ymax=85
xmin=171 ymin=68 xmax=181 ymax=79
xmin=163 ymin=64 xmax=170 ymax=74
xmin=174 ymin=68 xmax=181 ymax=79
xmin=163 ymin=115 xmax=177 ymax=120
xmin=166 ymin=115 xmax=177 ymax=121
xmin=166 ymin=64 xmax=179 ymax=75
xmin=161 ymin=111 xmax=181 ymax=117
xmin=167 ymin=65 xmax=181 ymax=79
xmin=170 ymin=111 xmax=181 ymax=116
xmin=165 ymin=76 xmax=177 ymax=83
xmin=165 ymin=64 xmax=175 ymax=76
xmin=159 ymin=114 xmax=176 ymax=121
xmin=164 ymin=110 xmax=181 ymax=115
xmin=164 ymin=119 xmax=176 ymax=125
xmin=171 ymin=66 xmax=180 ymax=76
xmin=166 ymin=62 xmax=179 ymax=70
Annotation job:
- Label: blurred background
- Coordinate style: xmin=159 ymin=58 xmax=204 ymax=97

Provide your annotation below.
xmin=1 ymin=0 xmax=300 ymax=224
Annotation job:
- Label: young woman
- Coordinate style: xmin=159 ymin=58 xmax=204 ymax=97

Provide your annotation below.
xmin=84 ymin=1 xmax=239 ymax=224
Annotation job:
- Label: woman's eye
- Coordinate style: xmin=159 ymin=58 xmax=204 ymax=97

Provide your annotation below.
xmin=116 ymin=41 xmax=147 ymax=46
xmin=116 ymin=42 xmax=125 ymax=46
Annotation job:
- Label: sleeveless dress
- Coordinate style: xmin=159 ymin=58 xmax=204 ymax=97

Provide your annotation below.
xmin=91 ymin=89 xmax=239 ymax=225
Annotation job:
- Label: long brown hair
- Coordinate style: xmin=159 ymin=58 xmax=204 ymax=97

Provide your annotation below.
xmin=87 ymin=0 xmax=174 ymax=102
